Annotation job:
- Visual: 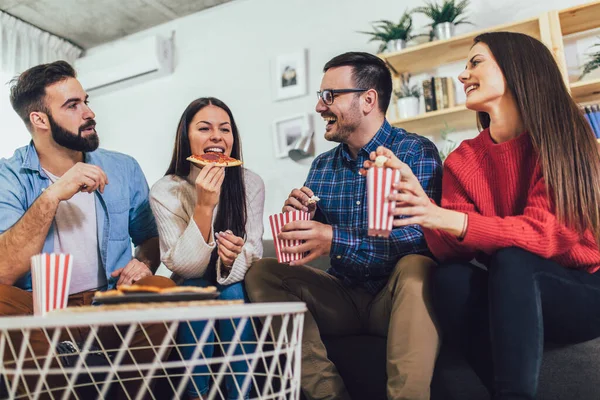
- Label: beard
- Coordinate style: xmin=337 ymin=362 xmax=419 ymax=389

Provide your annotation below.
xmin=323 ymin=114 xmax=360 ymax=144
xmin=323 ymin=98 xmax=361 ymax=144
xmin=49 ymin=114 xmax=99 ymax=152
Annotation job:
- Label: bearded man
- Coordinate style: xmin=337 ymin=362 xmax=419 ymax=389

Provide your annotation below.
xmin=0 ymin=60 xmax=167 ymax=398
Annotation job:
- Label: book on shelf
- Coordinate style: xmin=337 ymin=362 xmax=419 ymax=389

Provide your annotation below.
xmin=423 ymin=76 xmax=457 ymax=112
xmin=423 ymin=79 xmax=436 ymax=112
xmin=444 ymin=77 xmax=456 ymax=108
xmin=434 ymin=77 xmax=444 ymax=111
xmin=585 ymin=104 xmax=600 ymax=138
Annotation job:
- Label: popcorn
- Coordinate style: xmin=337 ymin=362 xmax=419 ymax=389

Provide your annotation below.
xmin=269 ymin=210 xmax=311 ymax=263
xmin=367 ymin=167 xmax=401 ymax=238
xmin=374 ymin=155 xmax=388 ymax=168
xmin=307 ymin=195 xmax=320 ymax=205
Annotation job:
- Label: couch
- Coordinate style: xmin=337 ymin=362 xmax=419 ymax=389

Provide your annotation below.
xmin=261 ymin=240 xmax=600 ymax=400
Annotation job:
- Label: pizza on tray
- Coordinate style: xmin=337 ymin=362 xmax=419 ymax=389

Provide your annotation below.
xmin=187 ymin=153 xmax=242 ymax=167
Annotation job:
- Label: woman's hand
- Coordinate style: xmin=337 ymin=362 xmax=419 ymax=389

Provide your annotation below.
xmin=361 ymin=146 xmax=467 ymax=236
xmin=194 ymin=164 xmax=225 ymax=209
xmin=360 ymin=146 xmax=447 ymax=230
xmin=216 ymin=230 xmax=245 ymax=267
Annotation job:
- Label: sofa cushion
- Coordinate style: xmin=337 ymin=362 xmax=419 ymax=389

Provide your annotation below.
xmin=322 ymin=336 xmax=600 ymax=400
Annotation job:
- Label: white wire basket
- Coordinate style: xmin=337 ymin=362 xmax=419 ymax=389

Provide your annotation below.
xmin=0 ymin=301 xmax=306 ymax=400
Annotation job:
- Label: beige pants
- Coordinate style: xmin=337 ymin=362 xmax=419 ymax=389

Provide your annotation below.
xmin=245 ymin=254 xmax=440 ymax=400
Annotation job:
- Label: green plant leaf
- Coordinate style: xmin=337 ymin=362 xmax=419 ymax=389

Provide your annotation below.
xmin=414 ymin=0 xmax=472 ymax=25
xmin=580 ymin=38 xmax=600 ymax=79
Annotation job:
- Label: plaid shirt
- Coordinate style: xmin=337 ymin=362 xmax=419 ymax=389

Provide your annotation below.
xmin=306 ymin=120 xmax=442 ymax=294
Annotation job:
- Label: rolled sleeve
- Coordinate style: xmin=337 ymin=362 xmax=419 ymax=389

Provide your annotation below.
xmin=0 ymin=168 xmax=27 ymax=234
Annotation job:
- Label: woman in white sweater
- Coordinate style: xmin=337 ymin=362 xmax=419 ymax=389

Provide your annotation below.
xmin=150 ymin=97 xmax=265 ymax=400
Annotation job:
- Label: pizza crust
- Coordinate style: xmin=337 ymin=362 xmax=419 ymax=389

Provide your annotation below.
xmin=93 ymin=285 xmax=218 ymax=299
xmin=94 ymin=289 xmax=124 ymax=298
xmin=119 ymin=284 xmax=163 ymax=294
xmin=187 ymin=154 xmax=243 ymax=168
xmin=160 ymin=286 xmax=218 ymax=294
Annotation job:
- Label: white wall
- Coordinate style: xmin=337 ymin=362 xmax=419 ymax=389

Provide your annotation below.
xmin=62 ymin=0 xmax=595 ymax=238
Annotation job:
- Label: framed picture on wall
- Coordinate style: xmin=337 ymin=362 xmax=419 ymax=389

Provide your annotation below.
xmin=272 ymin=113 xmax=312 ymax=158
xmin=273 ymin=49 xmax=308 ymax=101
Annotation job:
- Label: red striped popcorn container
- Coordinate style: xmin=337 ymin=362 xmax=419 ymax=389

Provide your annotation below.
xmin=30 ymin=253 xmax=73 ymax=316
xmin=269 ymin=210 xmax=311 ymax=264
xmin=367 ymin=167 xmax=401 ymax=238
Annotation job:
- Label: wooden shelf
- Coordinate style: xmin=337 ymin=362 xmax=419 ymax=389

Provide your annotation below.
xmin=571 ymin=78 xmax=600 ymax=103
xmin=390 ymin=105 xmax=477 ymax=136
xmin=559 ymin=0 xmax=600 ymax=35
xmin=380 ymin=17 xmax=543 ymax=75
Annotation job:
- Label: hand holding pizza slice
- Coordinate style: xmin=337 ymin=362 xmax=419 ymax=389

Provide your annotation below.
xmin=187 ymin=153 xmax=243 ymax=167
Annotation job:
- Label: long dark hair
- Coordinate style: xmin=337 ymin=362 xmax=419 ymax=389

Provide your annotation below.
xmin=474 ymin=32 xmax=600 ymax=245
xmin=166 ymin=97 xmax=247 ymax=280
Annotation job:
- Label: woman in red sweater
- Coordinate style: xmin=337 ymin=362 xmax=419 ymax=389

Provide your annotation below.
xmin=365 ymin=32 xmax=600 ymax=399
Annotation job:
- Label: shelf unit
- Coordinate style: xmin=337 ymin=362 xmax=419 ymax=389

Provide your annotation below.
xmin=557 ymin=1 xmax=600 ymax=104
xmin=570 ymin=78 xmax=600 ymax=104
xmin=381 ymin=0 xmax=600 ymax=135
xmin=394 ymin=105 xmax=474 ymax=137
xmin=380 ymin=17 xmax=548 ymax=76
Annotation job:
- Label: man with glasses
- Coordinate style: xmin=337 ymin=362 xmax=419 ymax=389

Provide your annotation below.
xmin=246 ymin=52 xmax=442 ymax=400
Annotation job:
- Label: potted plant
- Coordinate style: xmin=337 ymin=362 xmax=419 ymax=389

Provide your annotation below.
xmin=581 ymin=38 xmax=600 ymax=80
xmin=413 ymin=0 xmax=473 ymax=41
xmin=395 ymin=73 xmax=421 ymax=119
xmin=360 ymin=11 xmax=414 ymax=53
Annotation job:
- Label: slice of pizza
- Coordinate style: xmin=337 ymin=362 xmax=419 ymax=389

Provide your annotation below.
xmin=187 ymin=153 xmax=243 ymax=167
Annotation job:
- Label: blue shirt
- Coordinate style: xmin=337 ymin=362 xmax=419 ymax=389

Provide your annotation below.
xmin=0 ymin=142 xmax=158 ymax=291
xmin=306 ymin=120 xmax=443 ymax=294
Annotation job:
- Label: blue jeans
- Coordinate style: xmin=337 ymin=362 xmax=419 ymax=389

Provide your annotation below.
xmin=178 ymin=279 xmax=255 ymax=399
xmin=431 ymin=247 xmax=600 ymax=400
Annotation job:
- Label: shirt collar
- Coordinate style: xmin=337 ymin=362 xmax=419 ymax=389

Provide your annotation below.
xmin=21 ymin=141 xmax=96 ymax=174
xmin=21 ymin=141 xmax=43 ymax=174
xmin=340 ymin=119 xmax=394 ymax=162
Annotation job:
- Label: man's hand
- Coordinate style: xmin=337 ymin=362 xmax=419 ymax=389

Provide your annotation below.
xmin=45 ymin=162 xmax=108 ymax=202
xmin=278 ymin=220 xmax=332 ymax=266
xmin=283 ymin=187 xmax=317 ymax=218
xmin=111 ymin=259 xmax=153 ymax=287
xmin=216 ymin=230 xmax=245 ymax=267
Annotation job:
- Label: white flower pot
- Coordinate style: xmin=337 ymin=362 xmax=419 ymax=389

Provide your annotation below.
xmin=397 ymin=97 xmax=420 ymax=119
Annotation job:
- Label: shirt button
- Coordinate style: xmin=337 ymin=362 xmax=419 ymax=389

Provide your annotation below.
xmin=336 ymin=255 xmax=341 ymax=259
xmin=356 ymin=201 xmax=361 ymax=205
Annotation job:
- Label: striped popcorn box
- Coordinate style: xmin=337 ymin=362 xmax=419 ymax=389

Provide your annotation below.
xmin=269 ymin=210 xmax=311 ymax=264
xmin=367 ymin=167 xmax=401 ymax=238
xmin=31 ymin=253 xmax=73 ymax=316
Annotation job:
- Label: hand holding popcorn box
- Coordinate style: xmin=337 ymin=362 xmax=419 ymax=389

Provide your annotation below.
xmin=31 ymin=253 xmax=73 ymax=316
xmin=269 ymin=210 xmax=311 ymax=263
xmin=367 ymin=165 xmax=401 ymax=238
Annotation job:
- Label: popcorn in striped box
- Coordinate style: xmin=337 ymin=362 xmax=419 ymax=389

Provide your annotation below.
xmin=367 ymin=167 xmax=401 ymax=238
xmin=31 ymin=253 xmax=73 ymax=316
xmin=269 ymin=210 xmax=311 ymax=264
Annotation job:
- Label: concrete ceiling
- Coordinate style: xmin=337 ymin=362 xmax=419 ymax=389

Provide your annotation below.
xmin=0 ymin=0 xmax=234 ymax=49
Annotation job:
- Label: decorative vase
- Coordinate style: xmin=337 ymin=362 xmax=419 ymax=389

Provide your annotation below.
xmin=434 ymin=22 xmax=456 ymax=40
xmin=387 ymin=39 xmax=406 ymax=53
xmin=397 ymin=97 xmax=420 ymax=119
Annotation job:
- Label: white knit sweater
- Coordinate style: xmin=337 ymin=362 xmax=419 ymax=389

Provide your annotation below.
xmin=149 ymin=169 xmax=265 ymax=286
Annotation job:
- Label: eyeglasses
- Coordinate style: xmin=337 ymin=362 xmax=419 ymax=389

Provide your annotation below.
xmin=316 ymin=88 xmax=368 ymax=105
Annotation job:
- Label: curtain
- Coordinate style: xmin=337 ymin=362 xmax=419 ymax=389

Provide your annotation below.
xmin=0 ymin=11 xmax=82 ymax=158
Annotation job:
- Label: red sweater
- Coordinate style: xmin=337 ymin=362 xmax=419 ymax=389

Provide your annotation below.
xmin=424 ymin=128 xmax=600 ymax=273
